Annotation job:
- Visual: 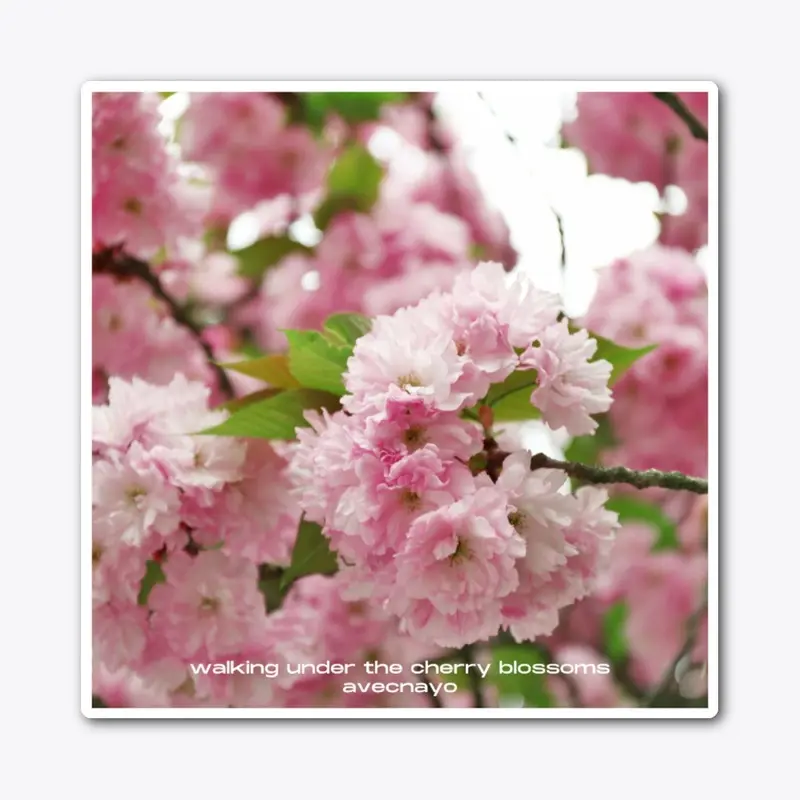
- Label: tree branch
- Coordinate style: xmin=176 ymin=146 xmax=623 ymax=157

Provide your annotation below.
xmin=93 ymin=246 xmax=235 ymax=398
xmin=478 ymin=91 xmax=566 ymax=273
xmin=553 ymin=209 xmax=566 ymax=272
xmin=652 ymin=92 xmax=709 ymax=142
xmin=645 ymin=595 xmax=708 ymax=707
xmin=528 ymin=452 xmax=708 ymax=494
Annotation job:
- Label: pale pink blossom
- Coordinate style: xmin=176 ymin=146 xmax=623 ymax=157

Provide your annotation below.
xmin=365 ymin=387 xmax=483 ymax=463
xmin=92 ymin=443 xmax=181 ymax=549
xmin=92 ymin=92 xmax=204 ymax=258
xmin=92 ymin=275 xmax=213 ymax=402
xmin=581 ymin=246 xmax=708 ymax=475
xmin=148 ymin=550 xmax=267 ymax=661
xmin=521 ymin=320 xmax=613 ymax=435
xmin=496 ymin=453 xmax=578 ymax=574
xmin=388 ymin=484 xmax=525 ymax=647
xmin=180 ymin=92 xmax=332 ymax=216
xmin=343 ymin=299 xmax=469 ymax=415
xmin=548 ymin=645 xmax=629 ymax=708
xmin=93 ymin=665 xmax=171 ymax=708
xmin=189 ymin=440 xmax=302 ymax=566
xmin=563 ymin=92 xmax=708 ymax=192
xmin=501 ymin=485 xmax=618 ymax=642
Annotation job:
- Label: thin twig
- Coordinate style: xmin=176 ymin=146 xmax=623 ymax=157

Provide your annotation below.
xmin=553 ymin=209 xmax=566 ymax=271
xmin=93 ymin=246 xmax=235 ymax=398
xmin=423 ymin=95 xmax=449 ymax=155
xmin=528 ymin=452 xmax=708 ymax=494
xmin=478 ymin=91 xmax=567 ymax=278
xmin=645 ymin=595 xmax=708 ymax=707
xmin=652 ymin=92 xmax=709 ymax=142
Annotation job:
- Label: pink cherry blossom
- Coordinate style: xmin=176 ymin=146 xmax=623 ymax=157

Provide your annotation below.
xmin=563 ymin=91 xmax=708 ymax=252
xmin=179 ymin=92 xmax=333 ymax=217
xmin=342 ymin=299 xmax=469 ymax=415
xmin=92 ymin=274 xmax=214 ymax=403
xmin=581 ymin=245 xmax=708 ymax=475
xmin=148 ymin=550 xmax=266 ymax=661
xmin=188 ymin=440 xmax=302 ymax=566
xmin=499 ymin=484 xmax=618 ymax=643
xmin=88 ymin=91 xmax=711 ymax=710
xmin=388 ymin=484 xmax=526 ymax=648
xmin=496 ymin=453 xmax=579 ymax=575
xmin=92 ymin=442 xmax=182 ymax=549
xmin=92 ymin=92 xmax=204 ymax=258
xmin=520 ymin=320 xmax=613 ymax=436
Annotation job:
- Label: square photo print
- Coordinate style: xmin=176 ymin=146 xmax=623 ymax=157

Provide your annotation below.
xmin=84 ymin=82 xmax=717 ymax=718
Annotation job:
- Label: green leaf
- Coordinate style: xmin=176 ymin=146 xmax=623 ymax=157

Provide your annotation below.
xmin=218 ymin=354 xmax=301 ymax=388
xmin=137 ymin=559 xmax=166 ymax=606
xmin=590 ymin=332 xmax=656 ymax=386
xmin=567 ymin=322 xmax=656 ymax=385
xmin=322 ymin=312 xmax=373 ymax=347
xmin=217 ymin=387 xmax=283 ymax=413
xmin=231 ymin=235 xmax=312 ymax=280
xmin=201 ymin=388 xmax=340 ymax=439
xmin=280 ymin=518 xmax=338 ymax=591
xmin=158 ymin=92 xmax=175 ymax=100
xmin=487 ymin=643 xmax=555 ymax=708
xmin=563 ymin=414 xmax=616 ymax=465
xmin=284 ymin=329 xmax=351 ymax=396
xmin=605 ymin=496 xmax=680 ymax=551
xmin=314 ymin=144 xmax=383 ymax=230
xmin=481 ymin=369 xmax=541 ymax=422
xmin=203 ymin=225 xmax=229 ymax=252
xmin=602 ymin=601 xmax=629 ymax=665
xmin=301 ymin=92 xmax=408 ymax=130
xmin=258 ymin=565 xmax=286 ymax=613
xmin=469 ymin=242 xmax=489 ymax=261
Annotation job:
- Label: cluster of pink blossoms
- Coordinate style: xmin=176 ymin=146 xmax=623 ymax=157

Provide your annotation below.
xmin=563 ymin=92 xmax=708 ymax=252
xmin=581 ymin=245 xmax=708 ymax=477
xmin=537 ymin=243 xmax=710 ymax=705
xmin=240 ymin=152 xmax=516 ymax=352
xmin=544 ymin=502 xmax=709 ymax=705
xmin=93 ymin=92 xmax=516 ymax=396
xmin=245 ymin=204 xmax=473 ymax=352
xmin=178 ymin=93 xmax=335 ymax=225
xmin=92 ymin=93 xmax=223 ymax=404
xmin=92 ymin=273 xmax=214 ymax=404
xmin=173 ymin=90 xmax=517 ymax=352
xmin=288 ymin=262 xmax=620 ymax=648
xmin=92 ymin=375 xmax=304 ymax=705
xmin=92 ymin=92 xmax=205 ymax=259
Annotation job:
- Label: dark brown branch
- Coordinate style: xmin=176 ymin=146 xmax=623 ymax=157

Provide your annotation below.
xmin=528 ymin=452 xmax=708 ymax=494
xmin=553 ymin=209 xmax=566 ymax=270
xmin=652 ymin=92 xmax=709 ymax=142
xmin=93 ymin=246 xmax=235 ymax=398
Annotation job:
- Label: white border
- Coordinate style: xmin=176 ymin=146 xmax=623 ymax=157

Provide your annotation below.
xmin=81 ymin=80 xmax=719 ymax=720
